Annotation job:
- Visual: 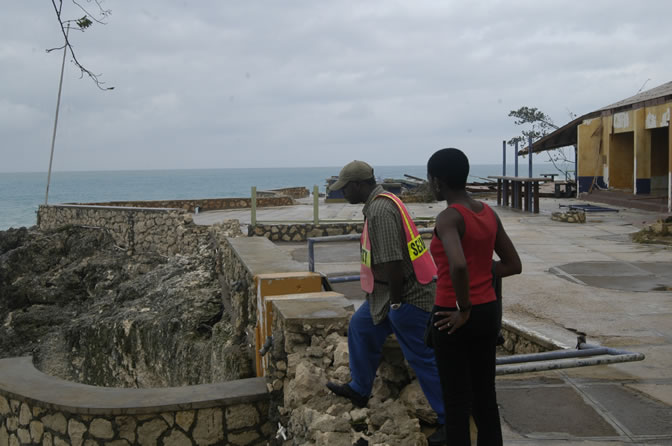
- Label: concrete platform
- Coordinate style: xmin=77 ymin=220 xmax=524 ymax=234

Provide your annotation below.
xmin=201 ymin=196 xmax=672 ymax=443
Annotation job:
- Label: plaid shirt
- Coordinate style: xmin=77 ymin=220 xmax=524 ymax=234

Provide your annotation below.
xmin=362 ymin=186 xmax=435 ymax=325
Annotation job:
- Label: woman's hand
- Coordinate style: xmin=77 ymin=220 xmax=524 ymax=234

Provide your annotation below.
xmin=433 ymin=309 xmax=470 ymax=335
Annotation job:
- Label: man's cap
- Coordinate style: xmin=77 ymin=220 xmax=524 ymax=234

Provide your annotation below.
xmin=329 ymin=160 xmax=374 ymax=191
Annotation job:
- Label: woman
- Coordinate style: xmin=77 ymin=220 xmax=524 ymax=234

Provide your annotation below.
xmin=428 ymin=148 xmax=522 ymax=445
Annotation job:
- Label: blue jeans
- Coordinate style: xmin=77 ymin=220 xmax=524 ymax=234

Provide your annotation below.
xmin=348 ymin=300 xmax=445 ymax=425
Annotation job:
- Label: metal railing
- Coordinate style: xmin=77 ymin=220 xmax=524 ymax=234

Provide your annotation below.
xmin=307 ymin=228 xmax=434 ymax=273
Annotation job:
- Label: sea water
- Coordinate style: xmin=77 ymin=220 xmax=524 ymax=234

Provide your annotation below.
xmin=0 ymin=163 xmax=560 ymax=230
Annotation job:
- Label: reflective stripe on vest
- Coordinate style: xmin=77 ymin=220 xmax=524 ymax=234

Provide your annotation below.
xmin=360 ymin=193 xmax=437 ymax=293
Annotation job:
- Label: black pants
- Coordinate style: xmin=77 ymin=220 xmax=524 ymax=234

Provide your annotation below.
xmin=431 ymin=301 xmax=502 ymax=446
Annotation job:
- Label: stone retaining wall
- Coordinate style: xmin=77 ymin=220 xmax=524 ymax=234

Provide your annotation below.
xmin=264 ymin=187 xmax=309 ymax=199
xmin=249 ymin=220 xmax=434 ymax=241
xmin=72 ymin=196 xmax=295 ymax=214
xmin=37 ymin=205 xmax=240 ymax=256
xmin=0 ymin=358 xmax=270 ymax=446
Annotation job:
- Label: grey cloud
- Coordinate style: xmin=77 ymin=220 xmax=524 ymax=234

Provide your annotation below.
xmin=2 ymin=0 xmax=672 ymax=172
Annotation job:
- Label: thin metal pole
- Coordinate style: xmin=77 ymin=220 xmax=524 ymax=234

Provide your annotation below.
xmin=308 ymin=239 xmax=315 ymax=272
xmin=45 ymin=27 xmax=69 ymax=205
xmin=514 ymin=141 xmax=519 ymax=208
xmin=502 ymin=140 xmax=506 ymax=176
xmin=514 ymin=141 xmax=519 ymax=177
xmin=528 ymin=135 xmax=534 ymax=210
xmin=528 ymin=135 xmax=533 ymax=178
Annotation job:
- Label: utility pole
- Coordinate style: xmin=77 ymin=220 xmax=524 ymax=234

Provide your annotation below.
xmin=45 ymin=27 xmax=69 ymax=205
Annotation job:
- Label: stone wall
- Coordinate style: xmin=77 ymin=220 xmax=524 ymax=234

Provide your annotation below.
xmin=0 ymin=358 xmax=270 ymax=446
xmin=265 ymin=297 xmax=437 ymax=445
xmin=249 ymin=221 xmax=434 ymax=242
xmin=36 ymin=205 xmax=242 ymax=256
xmin=263 ymin=187 xmax=310 ymax=199
xmin=73 ymin=196 xmax=295 ymax=213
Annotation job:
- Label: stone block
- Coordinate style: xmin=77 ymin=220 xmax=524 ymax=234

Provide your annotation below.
xmin=68 ymin=419 xmax=87 ymax=446
xmin=163 ymin=429 xmax=192 ymax=446
xmin=226 ymin=404 xmax=260 ymax=430
xmin=137 ymin=418 xmax=168 ymax=446
xmin=0 ymin=425 xmax=7 ymax=446
xmin=192 ymin=408 xmax=224 ymax=446
xmin=160 ymin=413 xmax=174 ymax=427
xmin=29 ymin=420 xmax=44 ymax=443
xmin=6 ymin=417 xmax=18 ymax=432
xmin=18 ymin=403 xmax=31 ymax=426
xmin=54 ymin=436 xmax=69 ymax=446
xmin=227 ymin=431 xmax=260 ymax=446
xmin=89 ymin=418 xmax=114 ymax=439
xmin=0 ymin=397 xmax=9 ymax=416
xmin=333 ymin=342 xmax=349 ymax=369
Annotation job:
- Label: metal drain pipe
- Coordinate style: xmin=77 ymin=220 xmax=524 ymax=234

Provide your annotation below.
xmin=496 ymin=340 xmax=645 ymax=375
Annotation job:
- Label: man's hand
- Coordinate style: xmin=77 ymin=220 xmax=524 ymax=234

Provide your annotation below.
xmin=383 ymin=260 xmax=404 ymax=308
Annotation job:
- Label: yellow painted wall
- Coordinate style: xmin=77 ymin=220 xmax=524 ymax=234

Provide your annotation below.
xmin=634 ymin=108 xmax=651 ymax=180
xmin=644 ymin=104 xmax=672 ymax=129
xmin=613 ymin=110 xmax=634 ymax=134
xmin=609 ymin=132 xmax=634 ymax=189
xmin=601 ymin=115 xmax=612 ymax=182
xmin=577 ymin=118 xmax=603 ymax=177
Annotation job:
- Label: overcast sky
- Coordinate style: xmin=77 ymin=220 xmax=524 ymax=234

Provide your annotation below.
xmin=2 ymin=1 xmax=671 ymax=172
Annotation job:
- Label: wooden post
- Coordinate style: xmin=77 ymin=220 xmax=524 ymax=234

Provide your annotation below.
xmin=313 ymin=185 xmax=319 ymax=224
xmin=496 ymin=179 xmax=502 ymax=205
xmin=251 ymin=186 xmax=257 ymax=226
xmin=533 ymin=181 xmax=540 ymax=213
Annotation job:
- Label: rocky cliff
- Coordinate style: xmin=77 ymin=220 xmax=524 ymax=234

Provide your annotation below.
xmin=0 ymin=224 xmax=249 ymax=388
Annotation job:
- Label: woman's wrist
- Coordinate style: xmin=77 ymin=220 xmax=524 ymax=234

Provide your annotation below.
xmin=456 ymin=301 xmax=472 ymax=312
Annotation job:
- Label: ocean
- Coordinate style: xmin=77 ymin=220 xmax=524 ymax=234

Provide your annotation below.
xmin=0 ymin=163 xmax=561 ymax=230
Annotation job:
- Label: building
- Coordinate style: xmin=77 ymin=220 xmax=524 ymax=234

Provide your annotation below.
xmin=526 ymin=81 xmax=672 ymax=212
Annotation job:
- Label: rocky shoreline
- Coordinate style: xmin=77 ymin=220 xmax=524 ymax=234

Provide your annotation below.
xmin=0 ymin=225 xmax=250 ymax=388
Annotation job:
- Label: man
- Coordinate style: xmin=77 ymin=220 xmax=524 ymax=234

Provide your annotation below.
xmin=326 ymin=160 xmax=446 ymax=445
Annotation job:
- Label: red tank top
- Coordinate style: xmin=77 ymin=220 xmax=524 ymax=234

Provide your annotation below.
xmin=430 ymin=202 xmax=497 ymax=307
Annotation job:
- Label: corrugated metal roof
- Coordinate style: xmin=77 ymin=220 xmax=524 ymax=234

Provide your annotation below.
xmin=523 ymin=80 xmax=672 ymax=154
xmin=598 ymin=80 xmax=672 ymax=112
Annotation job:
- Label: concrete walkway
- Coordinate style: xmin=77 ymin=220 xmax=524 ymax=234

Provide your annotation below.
xmin=197 ymin=196 xmax=672 ymax=444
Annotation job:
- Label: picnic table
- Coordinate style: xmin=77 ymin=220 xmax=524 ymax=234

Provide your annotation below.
xmin=488 ymin=176 xmax=546 ymax=214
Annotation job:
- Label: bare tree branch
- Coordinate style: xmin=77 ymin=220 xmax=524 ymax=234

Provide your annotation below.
xmin=508 ymin=106 xmax=575 ymax=179
xmin=48 ymin=0 xmax=114 ymax=91
xmin=72 ymin=0 xmax=111 ymax=25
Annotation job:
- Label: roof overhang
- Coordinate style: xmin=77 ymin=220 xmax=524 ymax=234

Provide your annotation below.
xmin=518 ymin=112 xmax=599 ymax=155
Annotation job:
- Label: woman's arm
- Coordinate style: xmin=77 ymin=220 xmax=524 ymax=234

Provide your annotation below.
xmin=493 ymin=213 xmax=522 ymax=278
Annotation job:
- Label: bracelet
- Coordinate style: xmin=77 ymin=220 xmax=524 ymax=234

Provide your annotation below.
xmin=456 ymin=301 xmax=472 ymax=312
